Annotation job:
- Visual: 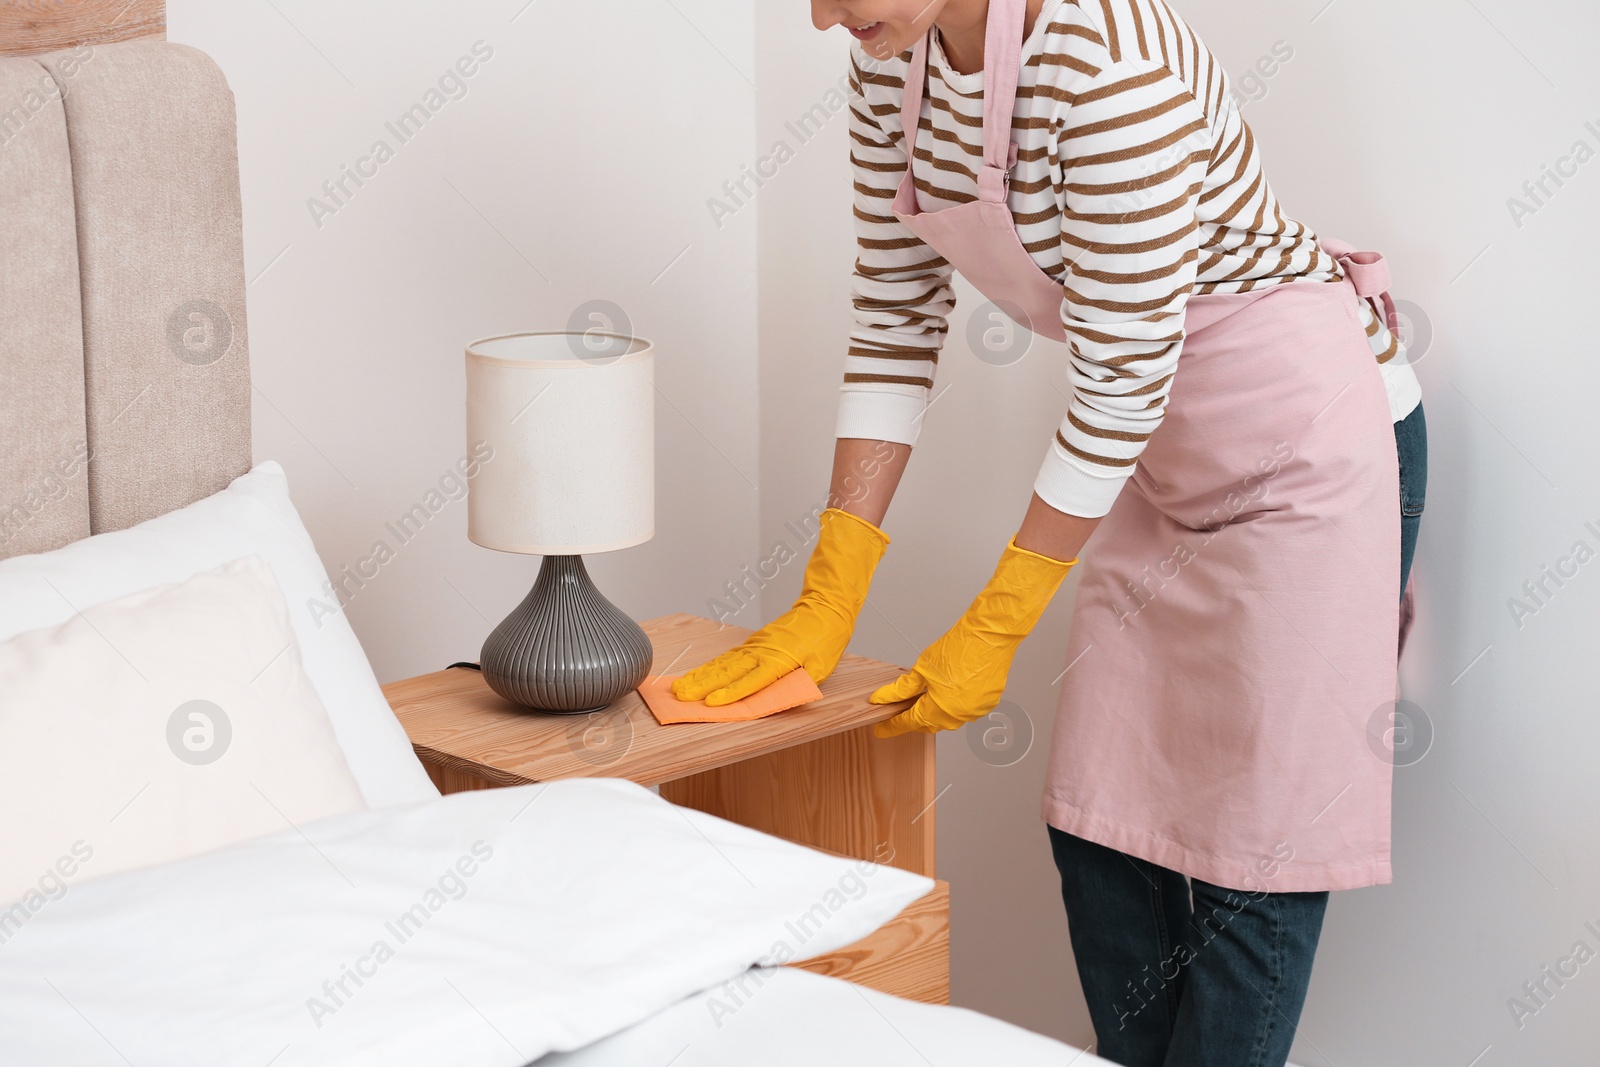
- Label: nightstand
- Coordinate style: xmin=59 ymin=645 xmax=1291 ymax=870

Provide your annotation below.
xmin=382 ymin=612 xmax=948 ymax=1003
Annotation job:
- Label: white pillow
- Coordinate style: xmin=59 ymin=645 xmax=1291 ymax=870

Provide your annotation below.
xmin=0 ymin=556 xmax=368 ymax=907
xmin=0 ymin=461 xmax=438 ymax=807
xmin=0 ymin=778 xmax=935 ymax=1067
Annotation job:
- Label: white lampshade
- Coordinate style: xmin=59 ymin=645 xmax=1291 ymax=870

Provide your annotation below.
xmin=465 ymin=331 xmax=654 ymax=555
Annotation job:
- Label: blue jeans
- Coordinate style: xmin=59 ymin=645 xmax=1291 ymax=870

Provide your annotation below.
xmin=1049 ymin=826 xmax=1328 ymax=1067
xmin=1396 ymin=400 xmax=1427 ymax=599
xmin=1049 ymin=401 xmax=1428 ymax=1067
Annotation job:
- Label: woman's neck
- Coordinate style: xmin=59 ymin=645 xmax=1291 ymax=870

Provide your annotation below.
xmin=935 ymin=0 xmax=1046 ymax=76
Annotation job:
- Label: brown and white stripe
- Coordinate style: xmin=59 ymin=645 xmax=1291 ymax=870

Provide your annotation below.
xmin=838 ymin=0 xmax=1418 ymax=517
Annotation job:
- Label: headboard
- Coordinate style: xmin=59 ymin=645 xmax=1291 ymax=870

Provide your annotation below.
xmin=0 ymin=0 xmax=166 ymax=57
xmin=0 ymin=1 xmax=251 ymax=561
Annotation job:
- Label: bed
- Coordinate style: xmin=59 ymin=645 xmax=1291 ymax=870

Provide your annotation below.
xmin=0 ymin=8 xmax=1111 ymax=1065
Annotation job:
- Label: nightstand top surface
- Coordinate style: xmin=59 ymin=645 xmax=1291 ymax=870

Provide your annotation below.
xmin=382 ymin=613 xmax=914 ymax=787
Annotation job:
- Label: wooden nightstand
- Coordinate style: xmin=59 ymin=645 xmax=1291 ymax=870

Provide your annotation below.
xmin=381 ymin=612 xmax=948 ymax=1003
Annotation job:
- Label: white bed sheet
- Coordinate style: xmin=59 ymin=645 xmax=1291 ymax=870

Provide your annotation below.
xmin=540 ymin=966 xmax=1112 ymax=1066
xmin=0 ymin=779 xmax=931 ymax=1067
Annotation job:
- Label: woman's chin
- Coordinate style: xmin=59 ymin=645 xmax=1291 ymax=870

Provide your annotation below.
xmin=860 ymin=27 xmax=910 ymax=56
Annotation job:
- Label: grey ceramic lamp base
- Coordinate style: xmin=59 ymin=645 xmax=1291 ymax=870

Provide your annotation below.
xmin=479 ymin=554 xmax=653 ymax=715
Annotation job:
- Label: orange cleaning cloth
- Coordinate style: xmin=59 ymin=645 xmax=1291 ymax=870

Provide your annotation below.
xmin=638 ymin=668 xmax=824 ymax=725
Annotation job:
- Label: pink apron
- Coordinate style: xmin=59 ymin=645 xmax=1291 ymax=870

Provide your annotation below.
xmin=893 ymin=0 xmax=1401 ymax=893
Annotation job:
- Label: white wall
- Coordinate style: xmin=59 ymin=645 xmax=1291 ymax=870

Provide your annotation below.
xmin=168 ymin=0 xmax=759 ymax=681
xmin=175 ymin=1 xmax=1600 ymax=1062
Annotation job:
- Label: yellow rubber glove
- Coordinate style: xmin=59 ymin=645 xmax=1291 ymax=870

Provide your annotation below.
xmin=672 ymin=507 xmax=890 ymax=706
xmin=872 ymin=536 xmax=1076 ymax=737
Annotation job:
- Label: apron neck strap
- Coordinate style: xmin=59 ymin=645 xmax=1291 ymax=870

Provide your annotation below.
xmin=978 ymin=0 xmax=1026 ymax=190
xmin=898 ymin=0 xmax=1028 ymax=204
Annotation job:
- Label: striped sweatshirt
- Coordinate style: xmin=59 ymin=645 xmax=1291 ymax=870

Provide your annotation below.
xmin=839 ymin=0 xmax=1423 ymax=518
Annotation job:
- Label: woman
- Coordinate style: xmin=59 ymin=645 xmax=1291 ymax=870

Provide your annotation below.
xmin=674 ymin=1 xmax=1429 ymax=1063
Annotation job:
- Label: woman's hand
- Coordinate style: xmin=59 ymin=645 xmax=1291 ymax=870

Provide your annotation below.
xmin=672 ymin=507 xmax=890 ymax=706
xmin=873 ymin=536 xmax=1077 ymax=737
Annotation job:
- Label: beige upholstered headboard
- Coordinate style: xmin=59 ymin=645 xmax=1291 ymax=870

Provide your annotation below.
xmin=0 ymin=4 xmax=251 ymax=561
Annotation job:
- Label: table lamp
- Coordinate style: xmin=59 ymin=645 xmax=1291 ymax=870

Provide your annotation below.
xmin=465 ymin=330 xmax=654 ymax=714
